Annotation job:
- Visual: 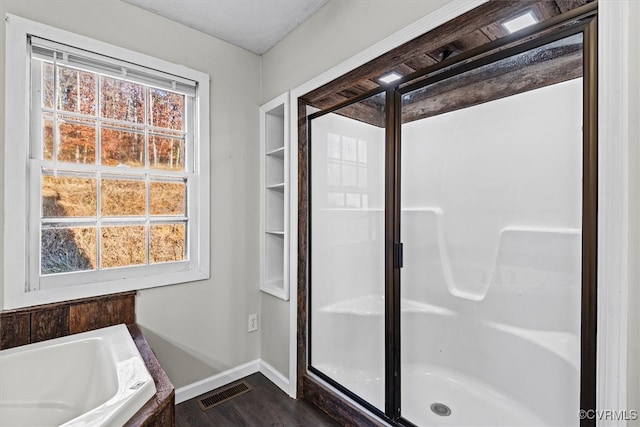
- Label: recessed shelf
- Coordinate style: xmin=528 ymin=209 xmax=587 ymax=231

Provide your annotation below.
xmin=266 ymin=147 xmax=285 ymax=158
xmin=260 ymin=93 xmax=289 ymax=301
xmin=266 ymin=188 xmax=284 ymax=231
xmin=265 ymin=278 xmax=284 ymax=290
xmin=266 ymin=155 xmax=285 ymax=187
xmin=265 ymin=233 xmax=284 ymax=283
xmin=266 ymin=183 xmax=285 ymax=191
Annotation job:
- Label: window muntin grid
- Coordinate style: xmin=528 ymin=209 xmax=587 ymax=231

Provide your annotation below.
xmin=32 ymin=54 xmax=192 ymax=280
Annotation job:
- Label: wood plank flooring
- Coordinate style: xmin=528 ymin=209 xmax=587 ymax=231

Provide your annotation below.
xmin=176 ymin=373 xmax=339 ymax=426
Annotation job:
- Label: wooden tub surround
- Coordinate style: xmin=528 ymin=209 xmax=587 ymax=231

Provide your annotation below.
xmin=0 ymin=291 xmax=175 ymax=427
xmin=0 ymin=292 xmax=136 ymax=349
xmin=126 ymin=324 xmax=175 ymax=427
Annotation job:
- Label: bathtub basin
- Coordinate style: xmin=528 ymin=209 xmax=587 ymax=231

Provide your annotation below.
xmin=0 ymin=324 xmax=156 ymax=427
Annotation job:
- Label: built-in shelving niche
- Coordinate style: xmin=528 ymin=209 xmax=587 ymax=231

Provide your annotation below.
xmin=259 ymin=93 xmax=289 ymax=300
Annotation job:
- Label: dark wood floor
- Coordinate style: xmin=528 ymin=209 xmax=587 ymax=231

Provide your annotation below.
xmin=176 ymin=373 xmax=339 ymax=426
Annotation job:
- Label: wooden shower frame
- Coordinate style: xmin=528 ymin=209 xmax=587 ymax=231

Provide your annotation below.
xmin=297 ymin=3 xmax=598 ymax=426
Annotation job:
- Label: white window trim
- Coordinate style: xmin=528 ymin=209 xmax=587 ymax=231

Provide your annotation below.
xmin=3 ymin=14 xmax=210 ymax=309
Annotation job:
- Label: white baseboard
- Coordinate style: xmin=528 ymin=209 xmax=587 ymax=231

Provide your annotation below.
xmin=175 ymin=359 xmax=260 ymax=404
xmin=258 ymin=360 xmax=291 ymax=396
xmin=174 ymin=359 xmax=291 ymax=404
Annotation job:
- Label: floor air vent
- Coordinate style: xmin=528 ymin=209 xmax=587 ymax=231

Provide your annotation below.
xmin=198 ymin=381 xmax=253 ymax=411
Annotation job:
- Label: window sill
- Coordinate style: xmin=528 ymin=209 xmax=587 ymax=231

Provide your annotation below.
xmin=2 ymin=268 xmax=208 ymax=310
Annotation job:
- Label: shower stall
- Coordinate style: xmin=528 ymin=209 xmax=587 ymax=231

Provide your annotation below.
xmin=305 ymin=6 xmax=596 ymax=427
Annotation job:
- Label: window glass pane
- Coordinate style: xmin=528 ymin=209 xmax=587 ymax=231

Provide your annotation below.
xmin=345 ymin=193 xmax=360 ymax=208
xmin=342 ymin=164 xmax=357 ymax=187
xmin=100 ymin=128 xmax=145 ymax=167
xmin=101 ymin=177 xmax=145 ymax=216
xmin=358 ymin=167 xmax=368 ymax=188
xmin=24 ymin=29 xmax=205 ymax=296
xmin=42 ymin=62 xmax=54 ymax=109
xmin=101 ymin=225 xmax=146 ymax=268
xmin=58 ymin=118 xmax=96 ymax=164
xmin=327 ymin=133 xmax=341 ymax=158
xmin=327 ymin=162 xmax=341 ymax=186
xmin=328 ymin=192 xmax=345 ymax=207
xmin=41 ymin=226 xmax=96 ymax=274
xmin=43 ymin=113 xmax=54 ymax=160
xmin=42 ymin=173 xmax=96 ymax=217
xmin=358 ymin=140 xmax=367 ymax=162
xmin=149 ymin=135 xmax=184 ymax=171
xmin=150 ymin=181 xmax=185 ymax=216
xmin=342 ymin=137 xmax=357 ymax=161
xmin=31 ymin=41 xmax=196 ymax=286
xmin=150 ymin=223 xmax=185 ymax=263
xmin=149 ymin=89 xmax=184 ymax=130
xmin=100 ymin=76 xmax=144 ymax=124
xmin=57 ymin=65 xmax=96 ymax=115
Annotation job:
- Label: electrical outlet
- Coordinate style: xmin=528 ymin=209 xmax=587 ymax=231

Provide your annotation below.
xmin=248 ymin=313 xmax=258 ymax=332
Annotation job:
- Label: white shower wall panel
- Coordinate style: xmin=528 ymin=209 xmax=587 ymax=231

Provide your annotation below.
xmin=399 ymin=78 xmax=583 ymax=425
xmin=310 ymin=113 xmax=386 ymax=306
xmin=401 ymin=78 xmax=583 ymax=302
xmin=310 ymin=77 xmax=583 ymax=426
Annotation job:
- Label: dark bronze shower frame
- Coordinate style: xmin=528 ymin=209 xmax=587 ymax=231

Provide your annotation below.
xmin=300 ymin=3 xmax=598 ymax=426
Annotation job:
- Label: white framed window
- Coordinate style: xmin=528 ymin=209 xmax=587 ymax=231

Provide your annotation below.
xmin=3 ymin=14 xmax=210 ymax=308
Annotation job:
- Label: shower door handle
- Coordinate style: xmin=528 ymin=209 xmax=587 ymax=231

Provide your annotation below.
xmin=394 ymin=242 xmax=404 ymax=269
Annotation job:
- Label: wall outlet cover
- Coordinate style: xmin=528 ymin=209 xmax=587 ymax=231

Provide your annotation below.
xmin=248 ymin=313 xmax=258 ymax=332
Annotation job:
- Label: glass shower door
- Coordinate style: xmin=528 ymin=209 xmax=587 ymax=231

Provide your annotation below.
xmin=399 ymin=34 xmax=584 ymax=426
xmin=309 ymin=92 xmax=386 ymax=410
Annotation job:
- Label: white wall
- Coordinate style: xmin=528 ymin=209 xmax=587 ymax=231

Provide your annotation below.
xmin=626 ymin=0 xmax=640 ymax=422
xmin=261 ymin=0 xmax=451 ymax=103
xmin=259 ymin=294 xmax=289 ymax=376
xmin=0 ymin=0 xmax=262 ymax=389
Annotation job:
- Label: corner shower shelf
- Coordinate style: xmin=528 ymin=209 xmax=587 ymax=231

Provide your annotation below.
xmin=259 ymin=93 xmax=290 ymax=301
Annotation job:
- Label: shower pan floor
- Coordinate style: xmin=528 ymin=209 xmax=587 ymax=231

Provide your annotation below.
xmin=312 ymin=364 xmax=385 ymax=411
xmin=314 ymin=363 xmax=548 ymax=426
xmin=402 ymin=363 xmax=546 ymax=426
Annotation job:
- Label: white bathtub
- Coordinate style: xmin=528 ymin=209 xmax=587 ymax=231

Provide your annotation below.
xmin=0 ymin=324 xmax=156 ymax=427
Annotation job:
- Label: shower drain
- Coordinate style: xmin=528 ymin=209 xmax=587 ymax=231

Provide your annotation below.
xmin=430 ymin=403 xmax=452 ymax=417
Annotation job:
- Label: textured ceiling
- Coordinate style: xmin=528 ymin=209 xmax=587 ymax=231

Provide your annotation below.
xmin=122 ymin=0 xmax=329 ymax=55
